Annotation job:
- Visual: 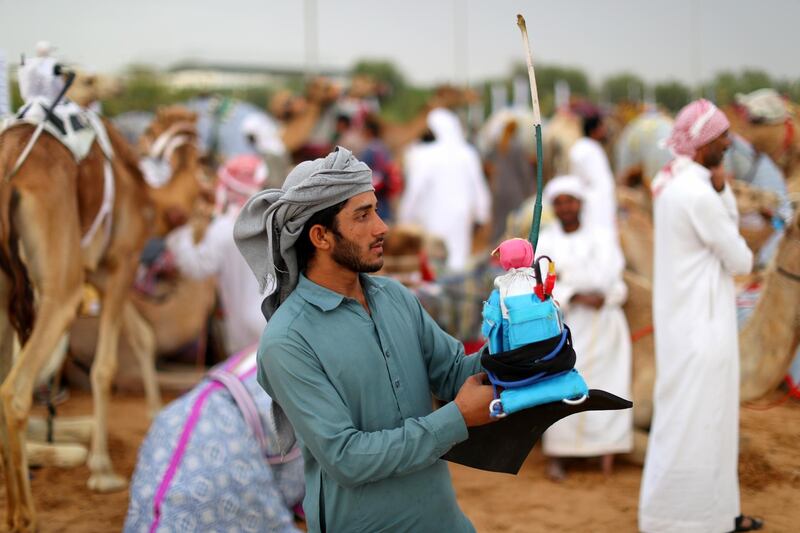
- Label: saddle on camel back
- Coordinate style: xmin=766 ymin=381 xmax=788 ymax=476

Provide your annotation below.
xmin=1 ymin=65 xmax=116 ymax=253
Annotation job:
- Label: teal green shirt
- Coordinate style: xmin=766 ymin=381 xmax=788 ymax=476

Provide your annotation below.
xmin=258 ymin=274 xmax=481 ymax=533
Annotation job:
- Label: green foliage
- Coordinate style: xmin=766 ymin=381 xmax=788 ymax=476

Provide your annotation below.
xmin=350 ymin=59 xmax=432 ymax=122
xmin=653 ymin=81 xmax=692 ymax=113
xmin=601 ymin=72 xmax=646 ymax=104
xmin=700 ymin=69 xmax=793 ymax=106
xmin=14 ymin=57 xmax=799 ymax=123
xmin=351 ymin=59 xmax=407 ymax=93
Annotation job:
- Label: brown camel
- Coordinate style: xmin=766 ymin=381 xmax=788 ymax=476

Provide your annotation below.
xmin=66 ymin=106 xmax=217 ymax=394
xmin=271 ymin=77 xmax=341 ymax=158
xmin=623 ymin=207 xmax=800 ymax=462
xmin=723 ymin=102 xmax=800 ymax=196
xmin=0 ymin=112 xmax=155 ymax=530
xmin=137 ymin=106 xmax=208 ymax=234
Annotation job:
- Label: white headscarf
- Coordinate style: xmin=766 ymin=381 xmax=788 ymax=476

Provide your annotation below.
xmin=543 ymin=175 xmax=586 ymax=205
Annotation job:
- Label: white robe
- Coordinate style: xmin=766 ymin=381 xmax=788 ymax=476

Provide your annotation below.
xmin=639 ymin=157 xmax=753 ymax=533
xmin=539 ymin=223 xmax=633 ymax=456
xmin=399 ymin=109 xmax=491 ymax=272
xmin=568 ymin=137 xmax=618 ymax=235
xmin=166 ymin=210 xmax=267 ymax=354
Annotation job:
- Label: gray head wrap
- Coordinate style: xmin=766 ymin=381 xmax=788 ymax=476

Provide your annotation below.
xmin=234 ymin=146 xmax=374 ymax=318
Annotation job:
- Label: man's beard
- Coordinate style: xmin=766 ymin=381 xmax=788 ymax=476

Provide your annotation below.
xmin=331 ymin=232 xmax=383 ymax=273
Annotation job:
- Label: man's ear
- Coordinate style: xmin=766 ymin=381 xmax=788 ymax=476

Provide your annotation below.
xmin=308 ymin=224 xmax=332 ymax=251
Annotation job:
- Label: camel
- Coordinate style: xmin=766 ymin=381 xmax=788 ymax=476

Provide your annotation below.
xmin=65 ymin=69 xmax=122 ymax=110
xmin=0 ymin=101 xmax=222 ymax=530
xmin=67 ymin=107 xmax=218 ymax=392
xmin=723 ymin=102 xmax=800 ymax=196
xmin=0 ymin=108 xmax=156 ymax=530
xmin=623 ymin=207 xmax=800 ymax=462
xmin=270 ymin=77 xmax=341 ymax=159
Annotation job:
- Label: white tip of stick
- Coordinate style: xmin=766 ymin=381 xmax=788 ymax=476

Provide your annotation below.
xmin=516 ymin=14 xmax=527 ymax=30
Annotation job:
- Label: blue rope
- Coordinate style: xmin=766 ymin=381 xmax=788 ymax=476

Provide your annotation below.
xmin=486 ymin=328 xmax=568 ymax=389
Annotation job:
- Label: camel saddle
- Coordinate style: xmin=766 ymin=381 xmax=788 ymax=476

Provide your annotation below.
xmin=1 ymin=97 xmax=112 ymax=162
xmin=1 ymin=98 xmax=116 ymax=249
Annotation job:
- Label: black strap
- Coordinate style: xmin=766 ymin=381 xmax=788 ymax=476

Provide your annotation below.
xmin=481 ymin=327 xmax=576 ymax=381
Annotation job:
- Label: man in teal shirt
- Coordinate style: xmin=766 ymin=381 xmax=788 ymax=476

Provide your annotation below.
xmin=234 ymin=148 xmax=495 ymax=532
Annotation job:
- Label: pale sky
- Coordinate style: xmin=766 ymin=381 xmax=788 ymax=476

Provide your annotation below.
xmin=1 ymin=0 xmax=798 ymax=87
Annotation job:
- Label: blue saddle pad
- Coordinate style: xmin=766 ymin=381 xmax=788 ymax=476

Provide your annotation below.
xmin=499 ymin=369 xmax=588 ymax=415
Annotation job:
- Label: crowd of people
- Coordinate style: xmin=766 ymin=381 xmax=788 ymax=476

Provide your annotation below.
xmin=6 ymin=41 xmax=789 ymax=532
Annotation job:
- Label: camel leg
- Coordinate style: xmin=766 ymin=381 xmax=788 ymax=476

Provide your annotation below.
xmin=0 ymin=274 xmax=22 ymax=530
xmin=86 ymin=261 xmax=137 ymax=493
xmin=0 ymin=291 xmax=82 ymax=532
xmin=121 ymin=301 xmax=161 ymax=417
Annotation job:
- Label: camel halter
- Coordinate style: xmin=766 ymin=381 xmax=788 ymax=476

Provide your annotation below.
xmin=139 ymin=121 xmax=196 ymax=188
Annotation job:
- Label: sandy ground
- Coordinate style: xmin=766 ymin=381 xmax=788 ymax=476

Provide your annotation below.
xmin=2 ymin=389 xmax=799 ymax=532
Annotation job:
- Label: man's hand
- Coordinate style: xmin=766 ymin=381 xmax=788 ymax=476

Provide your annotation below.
xmin=454 ymin=373 xmax=497 ymax=427
xmin=710 ymin=164 xmax=731 ymax=193
xmin=571 ymin=292 xmax=605 ymax=309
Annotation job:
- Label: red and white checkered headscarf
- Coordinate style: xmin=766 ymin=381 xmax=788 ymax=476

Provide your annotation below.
xmin=665 ymin=99 xmax=730 ymax=157
xmin=216 ymin=155 xmax=268 ymax=213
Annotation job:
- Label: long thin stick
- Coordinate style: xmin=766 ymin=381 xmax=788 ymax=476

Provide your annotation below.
xmin=516 ymin=14 xmax=544 ymax=251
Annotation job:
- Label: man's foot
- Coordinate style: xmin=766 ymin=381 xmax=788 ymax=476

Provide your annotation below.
xmin=733 ymin=514 xmax=763 ymax=532
xmin=547 ymin=458 xmax=566 ymax=482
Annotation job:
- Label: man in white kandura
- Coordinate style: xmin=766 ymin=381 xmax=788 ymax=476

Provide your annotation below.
xmin=538 ymin=175 xmax=633 ymax=481
xmin=399 ymin=107 xmax=491 ymax=272
xmin=166 ymin=155 xmax=269 ymax=354
xmin=568 ymin=112 xmax=617 ymax=235
xmin=639 ymin=99 xmax=763 ymax=533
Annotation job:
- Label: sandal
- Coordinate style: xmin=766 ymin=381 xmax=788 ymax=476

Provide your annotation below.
xmin=733 ymin=514 xmax=763 ymax=532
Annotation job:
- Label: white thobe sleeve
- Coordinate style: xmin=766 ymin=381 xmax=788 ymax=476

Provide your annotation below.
xmin=165 ymin=218 xmax=227 ymax=280
xmin=398 ymin=155 xmax=425 ymax=225
xmin=689 ymin=187 xmax=753 ymax=276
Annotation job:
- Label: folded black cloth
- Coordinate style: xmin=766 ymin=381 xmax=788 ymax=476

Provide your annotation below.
xmin=480 ymin=326 xmax=576 ymax=381
xmin=443 ymin=389 xmax=633 ymax=474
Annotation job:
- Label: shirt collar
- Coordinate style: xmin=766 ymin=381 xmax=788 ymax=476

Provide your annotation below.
xmin=295 ymin=273 xmax=389 ymax=312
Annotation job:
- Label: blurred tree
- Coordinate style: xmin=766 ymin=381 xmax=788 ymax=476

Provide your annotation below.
xmin=654 ymin=80 xmax=691 ymax=113
xmin=350 ymin=59 xmax=433 ymax=122
xmin=509 ymin=62 xmax=590 ymax=115
xmin=352 ymin=59 xmax=407 ymax=95
xmin=704 ymin=69 xmax=776 ymax=105
xmin=103 ymin=65 xmax=176 ymax=116
xmin=601 ymin=72 xmax=646 ymax=104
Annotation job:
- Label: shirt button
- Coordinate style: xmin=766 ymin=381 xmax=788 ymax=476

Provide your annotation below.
xmin=394 ymin=379 xmax=400 ymax=388
xmin=384 ymin=350 xmax=390 ymax=358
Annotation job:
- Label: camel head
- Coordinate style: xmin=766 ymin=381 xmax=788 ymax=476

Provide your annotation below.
xmin=305 ymin=77 xmax=341 ymax=107
xmin=269 ymin=89 xmax=305 ymax=122
xmin=66 ymin=70 xmax=123 ymax=107
xmin=722 ymin=102 xmax=800 ymax=172
xmin=138 ymin=106 xmax=206 ymax=236
xmin=429 ymin=85 xmax=479 ymax=110
xmin=349 ymin=74 xmax=381 ymax=99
